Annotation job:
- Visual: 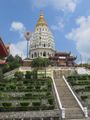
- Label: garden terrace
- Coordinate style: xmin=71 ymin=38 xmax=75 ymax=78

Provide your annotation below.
xmin=67 ymin=74 xmax=90 ymax=116
xmin=0 ymin=71 xmax=57 ymax=112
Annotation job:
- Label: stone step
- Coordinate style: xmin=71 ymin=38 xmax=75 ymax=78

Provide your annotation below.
xmin=65 ymin=108 xmax=84 ymax=119
xmin=54 ymin=71 xmax=85 ymax=119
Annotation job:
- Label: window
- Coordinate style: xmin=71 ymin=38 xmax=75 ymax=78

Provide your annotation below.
xmin=43 ymin=51 xmax=46 ymax=56
xmin=32 ymin=54 xmax=33 ymax=58
xmin=44 ymin=44 xmax=46 ymax=47
xmin=34 ymin=52 xmax=37 ymax=57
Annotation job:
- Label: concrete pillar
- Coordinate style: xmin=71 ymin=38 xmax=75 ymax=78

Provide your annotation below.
xmin=50 ymin=117 xmax=53 ymax=120
xmin=84 ymin=107 xmax=88 ymax=118
xmin=41 ymin=118 xmax=43 ymax=120
xmin=62 ymin=108 xmax=65 ymax=118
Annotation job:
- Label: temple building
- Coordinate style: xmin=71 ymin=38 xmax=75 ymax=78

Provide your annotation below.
xmin=49 ymin=52 xmax=76 ymax=67
xmin=23 ymin=12 xmax=76 ymax=67
xmin=29 ymin=12 xmax=55 ymax=59
xmin=0 ymin=37 xmax=9 ymax=57
xmin=0 ymin=37 xmax=9 ymax=66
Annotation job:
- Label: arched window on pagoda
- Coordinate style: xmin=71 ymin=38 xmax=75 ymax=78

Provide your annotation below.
xmin=34 ymin=52 xmax=37 ymax=57
xmin=32 ymin=54 xmax=33 ymax=58
xmin=44 ymin=44 xmax=46 ymax=47
xmin=43 ymin=51 xmax=46 ymax=57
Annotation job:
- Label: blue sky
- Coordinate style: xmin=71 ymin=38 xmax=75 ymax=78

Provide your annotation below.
xmin=0 ymin=0 xmax=90 ymax=62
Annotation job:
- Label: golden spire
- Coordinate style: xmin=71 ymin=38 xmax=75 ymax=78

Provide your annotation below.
xmin=36 ymin=11 xmax=47 ymax=27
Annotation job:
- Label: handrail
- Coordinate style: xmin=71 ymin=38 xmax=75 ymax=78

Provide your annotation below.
xmin=52 ymin=73 xmax=65 ymax=118
xmin=63 ymin=75 xmax=88 ymax=118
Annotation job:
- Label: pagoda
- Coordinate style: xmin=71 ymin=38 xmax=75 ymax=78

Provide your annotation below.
xmin=23 ymin=11 xmax=76 ymax=67
xmin=29 ymin=11 xmax=55 ymax=59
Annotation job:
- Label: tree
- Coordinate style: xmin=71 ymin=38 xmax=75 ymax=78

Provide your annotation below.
xmin=14 ymin=71 xmax=24 ymax=80
xmin=15 ymin=55 xmax=22 ymax=63
xmin=32 ymin=57 xmax=50 ymax=68
xmin=43 ymin=58 xmax=50 ymax=67
xmin=2 ymin=64 xmax=10 ymax=73
xmin=25 ymin=71 xmax=32 ymax=79
xmin=31 ymin=57 xmax=50 ymax=78
xmin=0 ymin=69 xmax=4 ymax=80
xmin=2 ymin=55 xmax=22 ymax=73
xmin=6 ymin=55 xmax=14 ymax=62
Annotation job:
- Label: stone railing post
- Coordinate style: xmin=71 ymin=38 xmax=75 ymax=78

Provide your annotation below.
xmin=62 ymin=108 xmax=65 ymax=118
xmin=84 ymin=107 xmax=88 ymax=118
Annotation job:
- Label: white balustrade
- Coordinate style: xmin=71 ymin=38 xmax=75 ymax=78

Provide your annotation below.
xmin=63 ymin=75 xmax=88 ymax=118
xmin=51 ymin=72 xmax=65 ymax=118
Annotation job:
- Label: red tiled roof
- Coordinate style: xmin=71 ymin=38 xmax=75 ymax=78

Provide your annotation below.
xmin=55 ymin=52 xmax=70 ymax=56
xmin=0 ymin=37 xmax=8 ymax=57
xmin=0 ymin=60 xmax=7 ymax=65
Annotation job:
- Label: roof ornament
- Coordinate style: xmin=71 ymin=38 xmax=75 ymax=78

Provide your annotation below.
xmin=36 ymin=11 xmax=47 ymax=27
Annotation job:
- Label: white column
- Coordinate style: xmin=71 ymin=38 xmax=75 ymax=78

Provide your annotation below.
xmin=41 ymin=118 xmax=43 ymax=120
xmin=62 ymin=108 xmax=65 ymax=118
xmin=50 ymin=117 xmax=53 ymax=120
xmin=84 ymin=107 xmax=88 ymax=118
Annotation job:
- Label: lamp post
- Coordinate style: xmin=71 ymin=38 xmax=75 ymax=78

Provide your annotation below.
xmin=24 ymin=31 xmax=32 ymax=59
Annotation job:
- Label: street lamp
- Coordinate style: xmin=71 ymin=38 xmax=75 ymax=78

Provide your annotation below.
xmin=24 ymin=31 xmax=32 ymax=59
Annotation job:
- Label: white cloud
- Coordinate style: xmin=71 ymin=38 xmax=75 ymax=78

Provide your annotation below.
xmin=10 ymin=21 xmax=27 ymax=58
xmin=10 ymin=21 xmax=26 ymax=38
xmin=66 ymin=16 xmax=90 ymax=60
xmin=33 ymin=0 xmax=78 ymax=13
xmin=10 ymin=21 xmax=25 ymax=32
xmin=10 ymin=40 xmax=27 ymax=59
xmin=51 ymin=20 xmax=65 ymax=31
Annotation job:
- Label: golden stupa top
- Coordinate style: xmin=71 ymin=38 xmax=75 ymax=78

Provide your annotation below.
xmin=36 ymin=11 xmax=47 ymax=27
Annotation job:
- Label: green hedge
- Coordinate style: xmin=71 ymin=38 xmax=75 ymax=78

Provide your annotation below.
xmin=20 ymin=102 xmax=30 ymax=107
xmin=81 ymin=96 xmax=88 ymax=101
xmin=2 ymin=102 xmax=12 ymax=108
xmin=32 ymin=101 xmax=41 ymax=106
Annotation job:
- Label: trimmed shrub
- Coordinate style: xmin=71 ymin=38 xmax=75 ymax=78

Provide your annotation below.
xmin=48 ymin=98 xmax=54 ymax=105
xmin=25 ymin=71 xmax=33 ymax=79
xmin=81 ymin=96 xmax=88 ymax=101
xmin=32 ymin=101 xmax=41 ymax=106
xmin=20 ymin=102 xmax=29 ymax=107
xmin=14 ymin=71 xmax=24 ymax=80
xmin=2 ymin=102 xmax=12 ymax=108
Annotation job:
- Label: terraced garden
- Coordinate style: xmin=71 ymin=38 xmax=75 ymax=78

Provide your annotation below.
xmin=0 ymin=71 xmax=56 ymax=112
xmin=67 ymin=74 xmax=90 ymax=115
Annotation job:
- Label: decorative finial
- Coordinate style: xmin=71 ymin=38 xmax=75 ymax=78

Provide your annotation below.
xmin=36 ymin=10 xmax=47 ymax=27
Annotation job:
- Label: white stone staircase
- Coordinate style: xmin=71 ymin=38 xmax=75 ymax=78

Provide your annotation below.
xmin=53 ymin=70 xmax=85 ymax=119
